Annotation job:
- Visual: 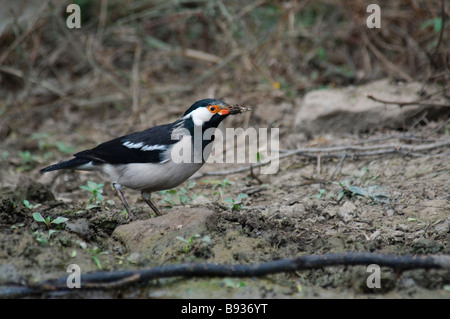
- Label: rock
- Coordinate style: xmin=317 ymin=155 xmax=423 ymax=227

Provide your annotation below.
xmin=190 ymin=195 xmax=212 ymax=207
xmin=294 ymin=79 xmax=449 ymax=135
xmin=322 ymin=205 xmax=337 ymax=218
xmin=279 ymin=203 xmax=305 ymax=217
xmin=337 ymin=201 xmax=357 ymax=222
xmin=65 ymin=218 xmax=90 ymax=237
xmin=113 ymin=207 xmax=218 ymax=255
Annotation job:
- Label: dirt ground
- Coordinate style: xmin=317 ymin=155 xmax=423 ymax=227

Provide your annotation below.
xmin=0 ymin=0 xmax=449 ymax=299
xmin=0 ymin=92 xmax=449 ymax=298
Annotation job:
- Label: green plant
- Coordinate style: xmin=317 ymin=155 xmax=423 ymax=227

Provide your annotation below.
xmin=88 ymin=246 xmax=109 ymax=270
xmin=10 ymin=223 xmax=24 ymax=230
xmin=32 ymin=230 xmax=58 ymax=245
xmin=445 ymin=124 xmax=450 ymax=135
xmin=214 ymin=178 xmax=235 ymax=189
xmin=420 ymin=17 xmax=443 ymax=33
xmin=256 ymin=152 xmax=263 ymax=163
xmin=176 ymin=234 xmax=210 ymax=254
xmin=335 ymin=180 xmax=390 ymax=203
xmin=31 ymin=212 xmax=68 ymax=245
xmin=17 ymin=150 xmax=39 ymax=171
xmin=223 ymin=193 xmax=249 ymax=211
xmin=80 ymin=181 xmax=104 ymax=204
xmin=159 ymin=181 xmax=197 ymax=207
xmin=315 ymin=189 xmax=326 ymax=199
xmin=31 ymin=132 xmax=75 ymax=154
xmin=23 ymin=199 xmax=42 ymax=210
xmin=0 ymin=150 xmax=8 ymax=162
xmin=32 ymin=212 xmax=68 ymax=229
xmin=176 ymin=234 xmax=201 ymax=254
xmin=223 ymin=278 xmax=246 ymax=289
xmin=202 ymin=178 xmax=235 ymax=197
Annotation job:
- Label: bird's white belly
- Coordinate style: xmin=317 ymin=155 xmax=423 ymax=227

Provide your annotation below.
xmin=102 ymin=161 xmax=204 ymax=192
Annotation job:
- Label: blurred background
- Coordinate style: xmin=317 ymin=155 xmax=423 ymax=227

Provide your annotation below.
xmin=0 ymin=0 xmax=448 ymax=173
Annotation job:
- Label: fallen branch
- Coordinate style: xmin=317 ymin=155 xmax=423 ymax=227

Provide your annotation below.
xmin=1 ymin=252 xmax=448 ymax=298
xmin=194 ymin=139 xmax=450 ymax=178
xmin=367 ymin=94 xmax=450 ymax=108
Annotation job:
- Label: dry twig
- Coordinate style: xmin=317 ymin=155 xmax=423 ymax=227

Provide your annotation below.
xmin=195 ymin=139 xmax=450 ymax=178
xmin=1 ymin=252 xmax=448 ymax=297
xmin=367 ymin=94 xmax=450 ymax=108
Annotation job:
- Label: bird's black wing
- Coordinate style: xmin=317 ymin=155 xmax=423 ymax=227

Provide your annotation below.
xmin=74 ymin=123 xmax=179 ymax=164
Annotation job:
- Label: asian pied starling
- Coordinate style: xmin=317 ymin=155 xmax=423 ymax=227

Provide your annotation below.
xmin=40 ymin=99 xmax=249 ymax=219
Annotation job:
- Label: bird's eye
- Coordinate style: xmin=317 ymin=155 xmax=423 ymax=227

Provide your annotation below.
xmin=208 ymin=105 xmax=220 ymax=113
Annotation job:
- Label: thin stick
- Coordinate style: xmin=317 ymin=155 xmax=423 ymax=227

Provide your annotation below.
xmin=2 ymin=252 xmax=448 ymax=297
xmin=131 ymin=42 xmax=142 ymax=113
xmin=367 ymin=94 xmax=450 ymax=108
xmin=330 ymin=153 xmax=347 ymax=179
xmin=194 ymin=140 xmax=450 ymax=178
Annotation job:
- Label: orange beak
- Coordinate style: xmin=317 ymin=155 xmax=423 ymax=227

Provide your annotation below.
xmin=218 ymin=108 xmax=230 ymax=115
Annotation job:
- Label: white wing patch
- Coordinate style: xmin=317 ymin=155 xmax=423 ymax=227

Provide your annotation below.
xmin=123 ymin=141 xmax=167 ymax=152
xmin=123 ymin=141 xmax=144 ymax=149
xmin=141 ymin=144 xmax=167 ymax=151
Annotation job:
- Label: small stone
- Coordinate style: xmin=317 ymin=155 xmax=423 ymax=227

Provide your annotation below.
xmin=113 ymin=207 xmax=218 ymax=255
xmin=338 ymin=201 xmax=357 ymax=222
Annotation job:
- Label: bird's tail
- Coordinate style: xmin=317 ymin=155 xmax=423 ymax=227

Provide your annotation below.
xmin=40 ymin=158 xmax=91 ymax=173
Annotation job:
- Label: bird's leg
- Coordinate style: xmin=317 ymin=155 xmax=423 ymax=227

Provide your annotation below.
xmin=113 ymin=183 xmax=134 ymax=220
xmin=141 ymin=191 xmax=162 ymax=216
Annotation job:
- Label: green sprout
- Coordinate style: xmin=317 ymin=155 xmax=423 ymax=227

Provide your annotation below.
xmin=159 ymin=181 xmax=197 ymax=207
xmin=32 ymin=212 xmax=68 ymax=229
xmin=223 ymin=193 xmax=249 ymax=211
xmin=31 ymin=132 xmax=75 ymax=154
xmin=176 ymin=234 xmax=201 ymax=254
xmin=32 ymin=230 xmax=58 ymax=245
xmin=176 ymin=234 xmax=210 ymax=254
xmin=80 ymin=181 xmax=104 ymax=204
xmin=23 ymin=199 xmax=42 ymax=210
xmin=17 ymin=150 xmax=39 ymax=171
xmin=32 ymin=212 xmax=68 ymax=245
xmin=207 ymin=178 xmax=235 ymax=189
xmin=88 ymin=246 xmax=109 ymax=270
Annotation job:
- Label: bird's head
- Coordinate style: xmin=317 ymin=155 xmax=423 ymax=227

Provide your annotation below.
xmin=182 ymin=99 xmax=246 ymax=127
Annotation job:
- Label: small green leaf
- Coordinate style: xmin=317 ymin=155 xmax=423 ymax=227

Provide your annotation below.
xmin=176 ymin=236 xmax=189 ymax=244
xmin=48 ymin=229 xmax=58 ymax=238
xmin=420 ymin=17 xmax=442 ymax=32
xmin=202 ymin=235 xmax=211 ymax=243
xmin=51 ymin=216 xmax=69 ymax=224
xmin=316 ymin=189 xmax=325 ymax=199
xmin=223 ymin=198 xmax=234 ymax=204
xmin=236 ymin=193 xmax=249 ymax=201
xmin=91 ymin=256 xmax=102 ymax=270
xmin=23 ymin=200 xmax=31 ymax=209
xmin=223 ymin=278 xmax=245 ymax=289
xmin=32 ymin=212 xmax=46 ymax=223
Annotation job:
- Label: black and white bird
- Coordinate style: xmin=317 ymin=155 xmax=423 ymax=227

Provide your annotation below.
xmin=40 ymin=99 xmax=249 ymax=219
